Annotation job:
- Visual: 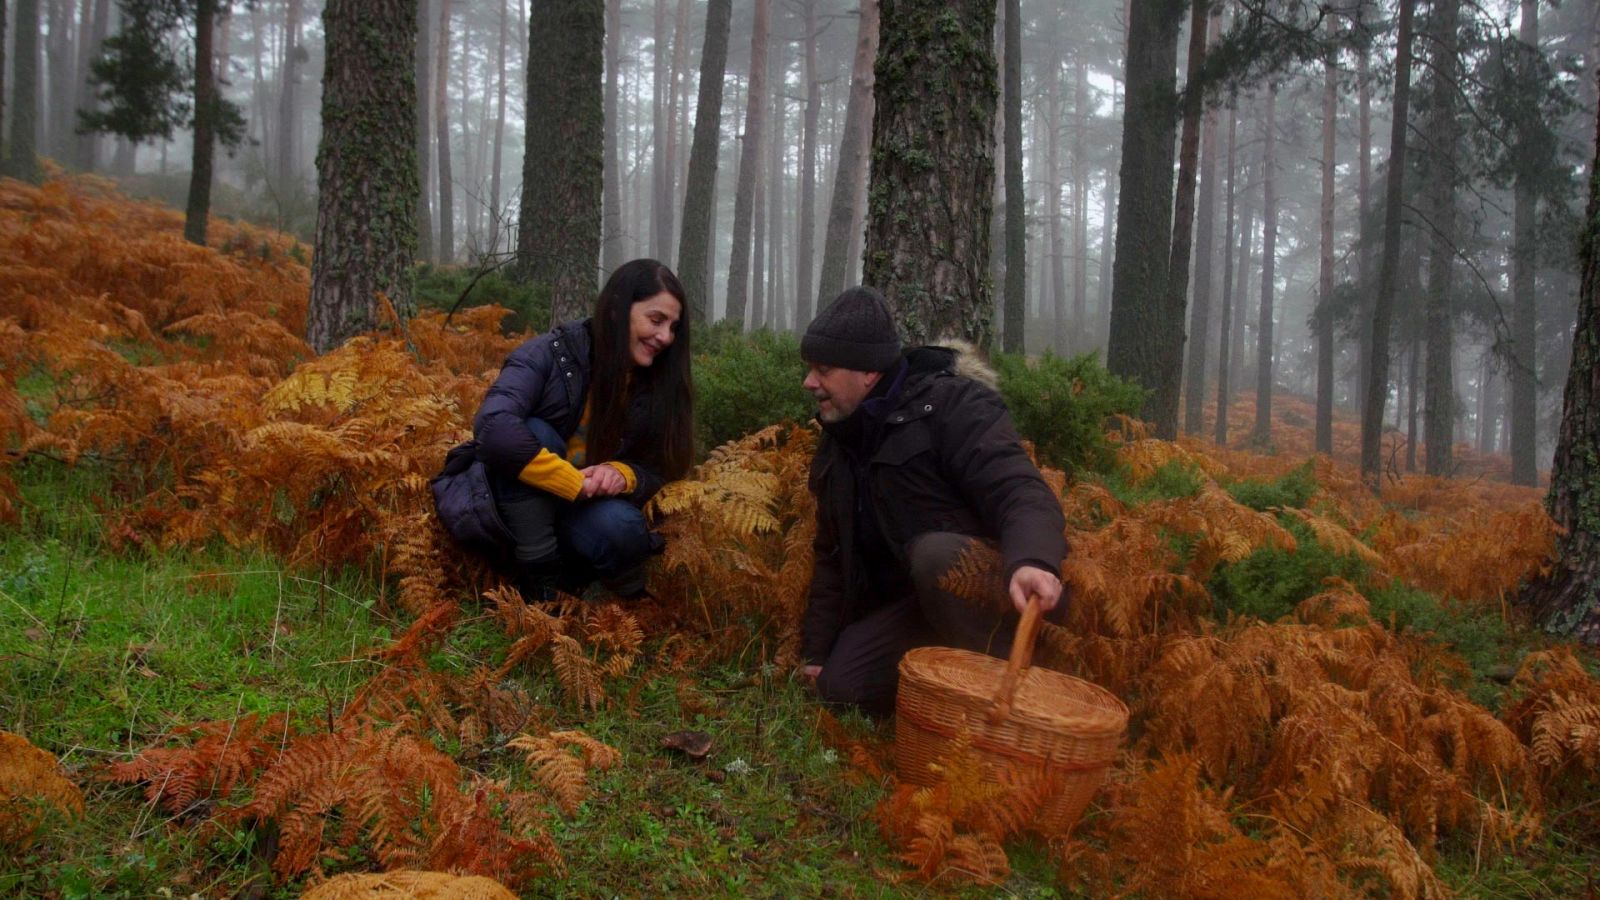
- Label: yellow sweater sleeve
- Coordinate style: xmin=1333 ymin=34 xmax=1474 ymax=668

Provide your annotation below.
xmin=605 ymin=462 xmax=637 ymax=494
xmin=518 ymin=448 xmax=586 ymax=501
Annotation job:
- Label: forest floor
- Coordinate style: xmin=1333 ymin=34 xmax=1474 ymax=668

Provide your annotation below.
xmin=4 ymin=176 xmax=1600 ymax=897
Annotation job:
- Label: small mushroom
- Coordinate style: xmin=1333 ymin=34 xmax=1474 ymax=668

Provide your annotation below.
xmin=660 ymin=729 xmax=713 ymax=760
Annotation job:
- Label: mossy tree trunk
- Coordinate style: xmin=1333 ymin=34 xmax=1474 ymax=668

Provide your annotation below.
xmin=1526 ymin=74 xmax=1600 ymax=641
xmin=862 ymin=0 xmax=999 ymax=346
xmin=306 ymin=0 xmax=419 ymax=354
xmin=518 ymin=0 xmax=604 ymax=324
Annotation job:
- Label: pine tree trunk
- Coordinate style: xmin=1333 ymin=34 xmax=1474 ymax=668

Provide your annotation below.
xmin=1183 ymin=74 xmax=1219 ymax=433
xmin=1106 ymin=0 xmax=1184 ymax=415
xmin=1407 ymin=334 xmax=1419 ymax=472
xmin=675 ymin=0 xmax=732 ymax=324
xmin=1355 ymin=14 xmax=1373 ymax=418
xmin=1423 ymin=0 xmax=1461 ymax=475
xmin=75 ymin=0 xmax=110 ymax=169
xmin=649 ymin=0 xmax=671 ymax=258
xmin=1252 ymin=87 xmax=1278 ymax=443
xmin=415 ymin=0 xmax=434 ymax=261
xmin=44 ymin=0 xmax=67 ymax=157
xmin=519 ymin=0 xmax=604 ymax=323
xmin=1360 ymin=0 xmax=1417 ymax=488
xmin=1046 ymin=50 xmax=1065 ymax=355
xmin=5 ymin=0 xmax=40 ymax=182
xmin=724 ymin=0 xmax=769 ymax=329
xmin=1524 ymin=92 xmax=1600 ymax=635
xmin=1214 ymin=103 xmax=1239 ymax=445
xmin=1477 ymin=352 xmax=1498 ymax=453
xmin=0 ymin=0 xmax=8 ymax=150
xmin=183 ymin=0 xmax=218 ymax=246
xmin=766 ymin=63 xmax=786 ymax=329
xmin=816 ymin=0 xmax=878 ymax=316
xmin=276 ymin=0 xmax=302 ymax=192
xmin=1072 ymin=60 xmax=1089 ymax=349
xmin=306 ymin=0 xmax=418 ymax=354
xmin=602 ymin=0 xmax=625 ymax=274
xmin=795 ymin=0 xmax=820 ymax=330
xmin=1160 ymin=0 xmax=1209 ymax=439
xmin=863 ymin=0 xmax=998 ymax=346
xmin=754 ymin=39 xmax=783 ymax=330
xmin=1230 ymin=193 xmax=1256 ymax=428
xmin=488 ymin=0 xmax=508 ymax=254
xmin=434 ymin=1 xmax=455 ymax=263
xmin=1316 ymin=35 xmax=1337 ymax=454
xmin=1511 ymin=0 xmax=1541 ymax=485
xmin=1098 ymin=80 xmax=1119 ymax=345
xmin=998 ymin=0 xmax=1024 ymax=352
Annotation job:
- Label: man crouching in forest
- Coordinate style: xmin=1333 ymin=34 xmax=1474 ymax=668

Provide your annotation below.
xmin=797 ymin=287 xmax=1068 ymax=715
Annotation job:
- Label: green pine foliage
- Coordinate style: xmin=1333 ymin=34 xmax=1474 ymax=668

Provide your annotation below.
xmin=992 ymin=351 xmax=1146 ymax=475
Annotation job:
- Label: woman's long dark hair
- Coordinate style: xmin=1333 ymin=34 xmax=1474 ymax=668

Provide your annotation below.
xmin=587 ymin=259 xmax=694 ymax=480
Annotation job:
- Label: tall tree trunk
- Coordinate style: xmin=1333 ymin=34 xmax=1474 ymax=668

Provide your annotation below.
xmin=998 ymin=0 xmax=1024 ymax=352
xmin=650 ymin=0 xmax=671 ymax=258
xmin=1252 ymin=87 xmax=1278 ymax=443
xmin=4 ymin=0 xmax=39 ymax=182
xmin=1214 ymin=103 xmax=1239 ymax=445
xmin=1424 ymin=0 xmax=1462 ymax=475
xmin=519 ymin=0 xmax=605 ymax=323
xmin=1072 ymin=60 xmax=1089 ymax=348
xmin=1183 ymin=36 xmax=1220 ymax=433
xmin=724 ymin=0 xmax=769 ymax=329
xmin=75 ymin=0 xmax=110 ymax=169
xmin=434 ymin=0 xmax=455 ymax=263
xmin=1476 ymin=351 xmax=1498 ymax=453
xmin=1098 ymin=80 xmax=1120 ymax=345
xmin=1046 ymin=50 xmax=1065 ymax=354
xmin=1316 ymin=33 xmax=1337 ymax=453
xmin=795 ymin=0 xmax=820 ymax=330
xmin=676 ymin=0 xmax=732 ymax=324
xmin=277 ymin=0 xmax=303 ymax=192
xmin=1160 ymin=0 xmax=1210 ymax=439
xmin=1355 ymin=10 xmax=1373 ymax=418
xmin=755 ymin=39 xmax=783 ymax=329
xmin=488 ymin=0 xmax=509 ymax=254
xmin=415 ymin=0 xmax=434 ymax=262
xmin=767 ymin=58 xmax=786 ymax=329
xmin=1406 ymin=333 xmax=1419 ymax=471
xmin=1230 ymin=191 xmax=1256 ymax=427
xmin=0 ymin=0 xmax=8 ymax=151
xmin=863 ymin=0 xmax=998 ymax=345
xmin=1361 ymin=0 xmax=1417 ymax=487
xmin=1524 ymin=85 xmax=1600 ymax=635
xmin=661 ymin=0 xmax=691 ymax=263
xmin=183 ymin=0 xmax=219 ymax=246
xmin=44 ymin=0 xmax=67 ymax=157
xmin=1106 ymin=0 xmax=1184 ymax=420
xmin=307 ymin=0 xmax=419 ymax=354
xmin=602 ymin=0 xmax=625 ymax=273
xmin=1511 ymin=0 xmax=1541 ymax=485
xmin=816 ymin=0 xmax=879 ymax=315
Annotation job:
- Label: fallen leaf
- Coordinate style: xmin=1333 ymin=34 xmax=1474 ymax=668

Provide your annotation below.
xmin=660 ymin=730 xmax=713 ymax=760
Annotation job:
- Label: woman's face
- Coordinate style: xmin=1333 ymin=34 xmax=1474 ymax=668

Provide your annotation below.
xmin=628 ymin=292 xmax=682 ymax=367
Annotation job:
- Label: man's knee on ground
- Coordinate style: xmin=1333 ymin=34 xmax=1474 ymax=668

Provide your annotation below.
xmin=814 ymin=665 xmax=895 ymax=717
xmin=908 ymin=532 xmax=979 ymax=599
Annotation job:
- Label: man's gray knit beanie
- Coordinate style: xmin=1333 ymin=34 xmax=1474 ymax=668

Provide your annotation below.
xmin=800 ymin=286 xmax=902 ymax=372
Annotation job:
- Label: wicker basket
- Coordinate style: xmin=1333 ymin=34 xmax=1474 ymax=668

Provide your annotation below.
xmin=894 ymin=596 xmax=1127 ymax=835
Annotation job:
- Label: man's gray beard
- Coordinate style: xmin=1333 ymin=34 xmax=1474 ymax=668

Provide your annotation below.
xmin=817 ymin=405 xmax=847 ymax=424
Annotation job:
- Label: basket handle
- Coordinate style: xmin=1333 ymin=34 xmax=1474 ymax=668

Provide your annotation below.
xmin=987 ymin=593 xmax=1044 ymax=725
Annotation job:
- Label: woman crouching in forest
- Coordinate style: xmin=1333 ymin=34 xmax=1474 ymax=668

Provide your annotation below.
xmin=432 ymin=259 xmax=694 ymax=602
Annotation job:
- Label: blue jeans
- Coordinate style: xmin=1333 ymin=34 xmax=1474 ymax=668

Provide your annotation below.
xmin=489 ymin=417 xmax=659 ymax=597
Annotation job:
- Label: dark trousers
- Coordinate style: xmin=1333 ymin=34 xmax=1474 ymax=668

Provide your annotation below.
xmin=490 ymin=417 xmax=658 ymax=598
xmin=814 ymin=532 xmax=1019 ymax=716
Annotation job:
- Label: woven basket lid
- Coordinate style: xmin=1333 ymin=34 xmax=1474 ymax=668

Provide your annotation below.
xmin=901 ymin=646 xmax=1128 ymax=736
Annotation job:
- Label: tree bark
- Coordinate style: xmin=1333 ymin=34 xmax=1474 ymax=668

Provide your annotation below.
xmin=863 ymin=0 xmax=998 ymax=346
xmin=1316 ymin=32 xmax=1337 ymax=454
xmin=816 ymin=0 xmax=879 ymax=316
xmin=1046 ymin=49 xmax=1065 ymax=355
xmin=1214 ymin=103 xmax=1239 ymax=446
xmin=755 ymin=37 xmax=783 ymax=330
xmin=650 ymin=0 xmax=671 ymax=258
xmin=1072 ymin=60 xmax=1089 ymax=351
xmin=1423 ymin=0 xmax=1462 ymax=475
xmin=488 ymin=0 xmax=509 ymax=254
xmin=1183 ymin=45 xmax=1219 ymax=433
xmin=1251 ymin=87 xmax=1278 ymax=444
xmin=1161 ymin=0 xmax=1210 ymax=439
xmin=998 ymin=0 xmax=1024 ymax=352
xmin=277 ymin=0 xmax=303 ymax=192
xmin=0 ymin=0 xmax=8 ymax=153
xmin=602 ymin=0 xmax=625 ymax=273
xmin=1105 ymin=0 xmax=1184 ymax=421
xmin=4 ymin=0 xmax=40 ymax=182
xmin=306 ymin=0 xmax=419 ymax=354
xmin=434 ymin=0 xmax=455 ymax=263
xmin=795 ymin=0 xmax=820 ymax=331
xmin=519 ymin=0 xmax=605 ymax=323
xmin=1355 ymin=10 xmax=1373 ymax=419
xmin=75 ymin=0 xmax=112 ymax=169
xmin=415 ymin=0 xmax=435 ymax=262
xmin=1525 ymin=87 xmax=1600 ymax=636
xmin=676 ymin=0 xmax=732 ymax=324
xmin=1360 ymin=0 xmax=1417 ymax=488
xmin=724 ymin=0 xmax=769 ymax=329
xmin=1511 ymin=0 xmax=1541 ymax=485
xmin=766 ymin=57 xmax=786 ymax=329
xmin=183 ymin=0 xmax=219 ymax=246
xmin=1098 ymin=80 xmax=1119 ymax=346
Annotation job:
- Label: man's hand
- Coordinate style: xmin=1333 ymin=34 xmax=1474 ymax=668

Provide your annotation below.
xmin=580 ymin=464 xmax=628 ymax=498
xmin=800 ymin=664 xmax=822 ymax=686
xmin=1008 ymin=565 xmax=1062 ymax=616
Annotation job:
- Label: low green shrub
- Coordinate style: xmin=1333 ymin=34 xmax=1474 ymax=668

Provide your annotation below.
xmin=692 ymin=323 xmax=813 ymax=454
xmin=1224 ymin=461 xmax=1318 ymax=511
xmin=414 ymin=264 xmax=549 ymax=334
xmin=992 ymin=351 xmax=1145 ymax=476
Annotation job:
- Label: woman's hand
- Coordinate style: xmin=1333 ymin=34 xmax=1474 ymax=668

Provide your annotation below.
xmin=580 ymin=464 xmax=628 ymax=498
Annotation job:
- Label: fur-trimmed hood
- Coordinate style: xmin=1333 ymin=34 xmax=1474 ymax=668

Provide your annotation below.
xmin=904 ymin=338 xmax=999 ymax=391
